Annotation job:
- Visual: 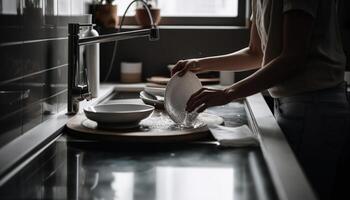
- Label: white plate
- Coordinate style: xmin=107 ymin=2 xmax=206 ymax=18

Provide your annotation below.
xmin=140 ymin=91 xmax=164 ymax=109
xmin=84 ymin=104 xmax=154 ymax=124
xmin=144 ymin=86 xmax=165 ymax=97
xmin=165 ymin=72 xmax=202 ymax=124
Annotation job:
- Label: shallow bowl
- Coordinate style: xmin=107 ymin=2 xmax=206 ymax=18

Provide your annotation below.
xmin=84 ymin=104 xmax=154 ymax=124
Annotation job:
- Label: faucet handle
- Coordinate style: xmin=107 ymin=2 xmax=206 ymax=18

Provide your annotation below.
xmin=150 ymin=25 xmax=160 ymax=41
xmin=74 ymin=84 xmax=92 ymax=101
xmin=81 ymin=91 xmax=92 ymax=101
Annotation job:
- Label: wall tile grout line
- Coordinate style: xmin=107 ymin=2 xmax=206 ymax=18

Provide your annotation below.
xmin=0 ymin=64 xmax=68 ymax=86
xmin=0 ymin=89 xmax=68 ymax=122
xmin=41 ymin=89 xmax=67 ymax=102
xmin=0 ymin=37 xmax=68 ymax=47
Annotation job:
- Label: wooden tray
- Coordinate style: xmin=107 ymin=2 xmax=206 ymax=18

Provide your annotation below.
xmin=66 ymin=111 xmax=223 ymax=143
xmin=147 ymin=76 xmax=219 ymax=85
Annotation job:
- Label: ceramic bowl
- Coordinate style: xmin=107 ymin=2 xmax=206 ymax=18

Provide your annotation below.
xmin=144 ymin=86 xmax=165 ymax=97
xmin=84 ymin=104 xmax=154 ymax=124
xmin=140 ymin=91 xmax=164 ymax=109
xmin=165 ymin=72 xmax=202 ymax=124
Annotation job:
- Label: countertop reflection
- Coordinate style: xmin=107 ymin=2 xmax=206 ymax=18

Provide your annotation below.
xmin=0 ymin=99 xmax=278 ymax=200
xmin=0 ymin=137 xmax=278 ymax=200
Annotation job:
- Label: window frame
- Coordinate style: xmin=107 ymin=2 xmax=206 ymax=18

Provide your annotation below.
xmin=122 ymin=0 xmax=249 ymax=26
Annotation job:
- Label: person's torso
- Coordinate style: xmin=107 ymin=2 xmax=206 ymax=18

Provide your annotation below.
xmin=252 ymin=0 xmax=346 ymax=98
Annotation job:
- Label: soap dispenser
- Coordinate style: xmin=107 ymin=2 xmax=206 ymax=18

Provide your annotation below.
xmin=83 ymin=25 xmax=100 ymax=98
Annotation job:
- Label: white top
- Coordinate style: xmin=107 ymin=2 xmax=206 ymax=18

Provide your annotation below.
xmin=251 ymin=0 xmax=346 ymax=97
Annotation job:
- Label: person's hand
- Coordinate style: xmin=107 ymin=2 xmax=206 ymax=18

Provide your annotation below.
xmin=171 ymin=59 xmax=202 ymax=77
xmin=186 ymin=87 xmax=233 ymax=113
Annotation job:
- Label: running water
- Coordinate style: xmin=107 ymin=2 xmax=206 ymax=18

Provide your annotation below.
xmin=140 ymin=110 xmax=204 ymax=131
xmin=182 ymin=111 xmax=199 ymax=128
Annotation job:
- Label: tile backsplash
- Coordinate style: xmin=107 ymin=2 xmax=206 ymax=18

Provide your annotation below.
xmin=0 ymin=0 xmax=92 ymax=147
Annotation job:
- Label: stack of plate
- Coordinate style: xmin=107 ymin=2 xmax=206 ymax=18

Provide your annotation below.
xmin=139 ymin=86 xmax=165 ymax=109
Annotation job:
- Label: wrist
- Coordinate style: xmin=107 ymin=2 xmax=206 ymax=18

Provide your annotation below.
xmin=197 ymin=59 xmax=208 ymax=72
xmin=224 ymin=85 xmax=239 ymax=101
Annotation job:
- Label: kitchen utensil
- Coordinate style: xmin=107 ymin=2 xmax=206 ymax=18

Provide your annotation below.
xmin=140 ymin=91 xmax=164 ymax=109
xmin=84 ymin=104 xmax=154 ymax=125
xmin=165 ymin=72 xmax=202 ymax=124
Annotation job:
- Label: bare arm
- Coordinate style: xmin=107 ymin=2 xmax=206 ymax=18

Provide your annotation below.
xmin=199 ymin=21 xmax=263 ymax=72
xmin=186 ymin=11 xmax=315 ymax=112
xmin=226 ymin=11 xmax=315 ymax=100
xmin=172 ymin=21 xmax=263 ymax=76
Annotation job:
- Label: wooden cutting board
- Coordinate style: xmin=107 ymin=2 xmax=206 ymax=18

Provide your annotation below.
xmin=147 ymin=76 xmax=219 ymax=85
xmin=66 ymin=111 xmax=223 ymax=143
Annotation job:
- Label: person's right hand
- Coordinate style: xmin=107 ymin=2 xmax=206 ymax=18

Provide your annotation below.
xmin=171 ymin=59 xmax=202 ymax=77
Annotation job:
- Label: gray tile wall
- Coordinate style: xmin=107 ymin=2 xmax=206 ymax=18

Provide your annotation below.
xmin=0 ymin=0 xmax=91 ymax=147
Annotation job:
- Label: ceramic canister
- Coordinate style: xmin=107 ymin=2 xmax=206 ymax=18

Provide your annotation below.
xmin=220 ymin=71 xmax=235 ymax=86
xmin=120 ymin=62 xmax=142 ymax=83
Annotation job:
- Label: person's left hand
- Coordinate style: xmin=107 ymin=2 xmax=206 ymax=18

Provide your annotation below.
xmin=186 ymin=87 xmax=232 ymax=113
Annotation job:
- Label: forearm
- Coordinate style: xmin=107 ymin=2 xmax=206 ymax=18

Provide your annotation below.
xmin=198 ymin=47 xmax=263 ymax=72
xmin=225 ymin=55 xmax=304 ymax=99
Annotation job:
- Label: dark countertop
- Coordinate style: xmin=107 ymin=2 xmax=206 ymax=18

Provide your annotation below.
xmin=0 ymin=92 xmax=278 ymax=200
xmin=0 ymin=136 xmax=278 ymax=200
xmin=0 ymin=84 xmax=317 ymax=200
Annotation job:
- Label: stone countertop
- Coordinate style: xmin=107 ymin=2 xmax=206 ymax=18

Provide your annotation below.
xmin=0 ymin=88 xmax=279 ymax=200
xmin=0 ymin=83 xmax=317 ymax=200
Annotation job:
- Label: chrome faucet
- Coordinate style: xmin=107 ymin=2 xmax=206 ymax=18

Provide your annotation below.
xmin=67 ymin=23 xmax=159 ymax=115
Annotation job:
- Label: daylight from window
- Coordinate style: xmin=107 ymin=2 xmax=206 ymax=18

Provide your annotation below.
xmin=118 ymin=0 xmax=238 ymax=17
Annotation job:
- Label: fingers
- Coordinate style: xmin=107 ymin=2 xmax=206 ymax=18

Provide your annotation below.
xmin=180 ymin=60 xmax=198 ymax=76
xmin=187 ymin=87 xmax=218 ymax=108
xmin=191 ymin=88 xmax=205 ymax=98
xmin=171 ymin=60 xmax=185 ymax=77
xmin=186 ymin=88 xmax=225 ymax=112
xmin=197 ymin=103 xmax=208 ymax=113
xmin=187 ymin=93 xmax=208 ymax=112
xmin=178 ymin=64 xmax=189 ymax=77
xmin=187 ymin=88 xmax=205 ymax=106
xmin=186 ymin=88 xmax=211 ymax=112
xmin=172 ymin=59 xmax=200 ymax=77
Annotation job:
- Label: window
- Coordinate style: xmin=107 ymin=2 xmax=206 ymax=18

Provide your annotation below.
xmin=117 ymin=0 xmax=248 ymax=26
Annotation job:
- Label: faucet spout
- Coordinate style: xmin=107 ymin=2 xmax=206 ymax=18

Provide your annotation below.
xmin=67 ymin=24 xmax=159 ymax=115
xmin=67 ymin=0 xmax=159 ymax=115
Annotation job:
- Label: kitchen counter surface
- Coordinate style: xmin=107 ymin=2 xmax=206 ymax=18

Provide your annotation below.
xmin=0 ymin=83 xmax=317 ymax=200
xmin=0 ymin=135 xmax=279 ymax=200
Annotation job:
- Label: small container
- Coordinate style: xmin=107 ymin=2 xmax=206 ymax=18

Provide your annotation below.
xmin=120 ymin=62 xmax=142 ymax=83
xmin=94 ymin=3 xmax=118 ymax=28
xmin=345 ymin=71 xmax=350 ymax=86
xmin=135 ymin=8 xmax=161 ymax=27
xmin=220 ymin=71 xmax=235 ymax=86
xmin=83 ymin=25 xmax=100 ymax=98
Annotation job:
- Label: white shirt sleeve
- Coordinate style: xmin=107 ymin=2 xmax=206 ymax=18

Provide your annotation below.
xmin=283 ymin=0 xmax=319 ymax=18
